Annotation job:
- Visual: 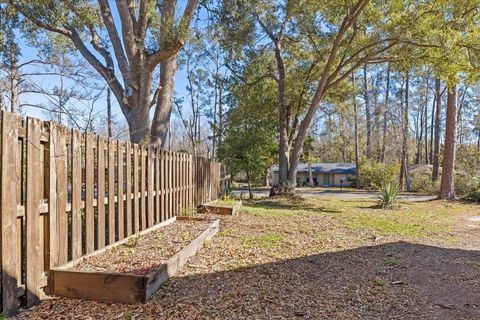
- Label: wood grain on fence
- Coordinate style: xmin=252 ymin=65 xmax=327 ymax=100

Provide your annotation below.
xmin=0 ymin=112 xmax=228 ymax=316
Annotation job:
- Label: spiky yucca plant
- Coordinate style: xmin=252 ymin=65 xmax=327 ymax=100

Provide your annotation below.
xmin=378 ymin=182 xmax=400 ymax=209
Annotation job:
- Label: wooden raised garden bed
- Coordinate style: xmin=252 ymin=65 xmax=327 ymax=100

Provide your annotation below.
xmin=198 ymin=199 xmax=243 ymax=215
xmin=48 ymin=217 xmax=219 ymax=304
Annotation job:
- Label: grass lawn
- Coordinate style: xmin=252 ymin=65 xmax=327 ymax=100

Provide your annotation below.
xmin=16 ymin=196 xmax=480 ymax=319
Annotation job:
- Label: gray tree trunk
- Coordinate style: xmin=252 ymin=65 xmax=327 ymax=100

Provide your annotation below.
xmin=380 ymin=63 xmax=390 ymax=163
xmin=363 ymin=64 xmax=372 ymax=159
xmin=150 ymin=56 xmax=177 ymax=148
xmin=353 ymin=73 xmax=361 ymax=188
xmin=432 ymin=78 xmax=442 ymax=181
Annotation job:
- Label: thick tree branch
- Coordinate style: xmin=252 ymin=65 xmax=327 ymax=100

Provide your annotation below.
xmin=8 ymin=1 xmax=71 ymax=36
xmin=98 ymin=0 xmax=131 ymax=84
xmin=69 ymin=30 xmax=128 ymax=116
xmin=115 ymin=0 xmax=137 ymax=62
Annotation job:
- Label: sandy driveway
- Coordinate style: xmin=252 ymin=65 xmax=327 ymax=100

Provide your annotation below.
xmin=232 ymin=187 xmax=437 ymax=202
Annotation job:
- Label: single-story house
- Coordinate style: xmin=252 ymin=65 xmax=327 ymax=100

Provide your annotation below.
xmin=271 ymin=163 xmax=356 ymax=187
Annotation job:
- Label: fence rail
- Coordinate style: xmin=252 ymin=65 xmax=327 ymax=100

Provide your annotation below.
xmin=0 ymin=111 xmax=229 ymax=316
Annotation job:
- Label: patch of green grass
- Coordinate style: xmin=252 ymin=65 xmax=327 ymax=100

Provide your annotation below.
xmin=181 ymin=231 xmax=190 ymax=241
xmin=385 ymin=258 xmax=399 ymax=266
xmin=373 ymin=278 xmax=385 ymax=286
xmin=121 ymin=247 xmax=135 ymax=257
xmin=241 ymin=233 xmax=286 ymax=250
xmin=218 ymin=227 xmax=235 ymax=238
xmin=125 ymin=234 xmax=141 ymax=248
xmin=346 ymin=217 xmax=428 ymax=237
xmin=240 ymin=196 xmax=471 ymax=248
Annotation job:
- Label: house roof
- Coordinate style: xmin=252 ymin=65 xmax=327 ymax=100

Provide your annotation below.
xmin=272 ymin=163 xmax=356 ymax=174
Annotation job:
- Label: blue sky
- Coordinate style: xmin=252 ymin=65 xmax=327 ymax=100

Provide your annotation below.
xmin=16 ymin=1 xmax=201 ymax=130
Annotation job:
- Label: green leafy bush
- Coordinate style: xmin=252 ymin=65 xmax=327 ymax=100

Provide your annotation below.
xmin=466 ymin=176 xmax=480 ymax=202
xmin=360 ymin=160 xmax=400 ymax=190
xmin=378 ymin=182 xmax=400 ymax=209
xmin=410 ymin=170 xmax=439 ymax=194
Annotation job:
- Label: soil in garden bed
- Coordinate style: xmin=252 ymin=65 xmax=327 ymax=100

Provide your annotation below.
xmin=71 ymin=219 xmax=213 ymax=276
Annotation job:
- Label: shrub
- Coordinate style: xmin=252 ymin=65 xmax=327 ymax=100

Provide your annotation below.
xmin=454 ymin=172 xmax=471 ymax=196
xmin=467 ymin=176 xmax=480 ymax=202
xmin=360 ymin=160 xmax=400 ymax=190
xmin=410 ymin=170 xmax=439 ymax=194
xmin=378 ymin=182 xmax=400 ymax=209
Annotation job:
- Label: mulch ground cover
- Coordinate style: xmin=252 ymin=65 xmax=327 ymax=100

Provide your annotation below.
xmin=71 ymin=219 xmax=213 ymax=276
xmin=13 ymin=197 xmax=480 ymax=320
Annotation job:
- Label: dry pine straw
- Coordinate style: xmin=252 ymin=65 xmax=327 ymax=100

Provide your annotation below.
xmin=72 ymin=219 xmax=213 ymax=276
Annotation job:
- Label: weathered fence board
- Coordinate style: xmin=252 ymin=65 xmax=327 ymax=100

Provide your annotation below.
xmin=97 ymin=137 xmax=106 ymax=249
xmin=1 ymin=112 xmax=20 ymax=315
xmin=85 ymin=133 xmax=95 ymax=254
xmin=26 ymin=118 xmax=42 ymax=306
xmin=141 ymin=147 xmax=146 ymax=230
xmin=71 ymin=130 xmax=82 ymax=260
xmin=117 ymin=141 xmax=125 ymax=240
xmin=125 ymin=142 xmax=132 ymax=236
xmin=133 ymin=144 xmax=139 ymax=234
xmin=0 ymin=111 xmax=229 ymax=316
xmin=108 ymin=139 xmax=116 ymax=245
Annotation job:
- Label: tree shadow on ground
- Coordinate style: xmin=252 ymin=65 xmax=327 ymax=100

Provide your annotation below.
xmin=14 ymin=242 xmax=480 ymax=320
xmin=151 ymin=241 xmax=480 ymax=319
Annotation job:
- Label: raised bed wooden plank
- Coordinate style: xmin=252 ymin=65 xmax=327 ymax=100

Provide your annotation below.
xmin=49 ymin=270 xmax=146 ymax=304
xmin=198 ymin=200 xmax=243 ymax=216
xmin=144 ymin=218 xmax=219 ymax=300
xmin=50 ymin=218 xmax=219 ymax=304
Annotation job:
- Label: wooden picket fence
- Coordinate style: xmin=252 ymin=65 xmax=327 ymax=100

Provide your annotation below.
xmin=0 ymin=111 xmax=229 ymax=316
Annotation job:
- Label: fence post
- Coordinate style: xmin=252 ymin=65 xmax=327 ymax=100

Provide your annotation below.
xmin=1 ymin=112 xmax=19 ymax=315
xmin=25 ymin=117 xmax=42 ymax=306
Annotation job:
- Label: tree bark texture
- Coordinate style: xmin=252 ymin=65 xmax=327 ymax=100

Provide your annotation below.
xmin=439 ymin=84 xmax=457 ymax=200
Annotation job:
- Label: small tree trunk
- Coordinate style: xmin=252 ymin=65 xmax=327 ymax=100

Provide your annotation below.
xmin=439 ymin=84 xmax=457 ymax=200
xmin=264 ymin=167 xmax=270 ymax=187
xmin=400 ymin=72 xmax=411 ymax=191
xmin=424 ymin=87 xmax=429 ymax=164
xmin=246 ymin=170 xmax=254 ymax=199
xmin=380 ymin=63 xmax=390 ymax=163
xmin=363 ymin=64 xmax=372 ymax=159
xmin=274 ymin=42 xmax=290 ymax=193
xmin=9 ymin=45 xmax=19 ymax=114
xmin=308 ymin=162 xmax=314 ymax=188
xmin=353 ymin=73 xmax=361 ymax=188
xmin=429 ymin=96 xmax=435 ymax=164
xmin=107 ymin=88 xmax=112 ymax=138
xmin=433 ymin=78 xmax=442 ymax=181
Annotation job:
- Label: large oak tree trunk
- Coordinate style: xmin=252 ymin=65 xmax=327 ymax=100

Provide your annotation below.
xmin=432 ymin=78 xmax=442 ymax=181
xmin=151 ymin=56 xmax=177 ymax=148
xmin=439 ymin=85 xmax=457 ymax=200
